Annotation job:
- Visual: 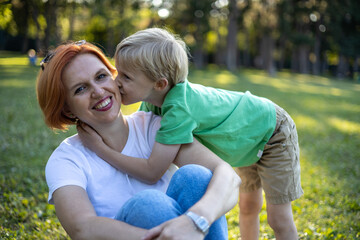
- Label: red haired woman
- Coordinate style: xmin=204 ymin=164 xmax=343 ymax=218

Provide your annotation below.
xmin=36 ymin=41 xmax=240 ymax=240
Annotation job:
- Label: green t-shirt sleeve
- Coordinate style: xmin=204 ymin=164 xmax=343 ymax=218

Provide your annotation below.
xmin=138 ymin=102 xmax=150 ymax=112
xmin=138 ymin=102 xmax=162 ymax=115
xmin=155 ymin=103 xmax=197 ymax=144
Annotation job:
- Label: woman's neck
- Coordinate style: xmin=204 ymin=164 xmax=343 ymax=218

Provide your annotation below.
xmin=93 ymin=114 xmax=129 ymax=153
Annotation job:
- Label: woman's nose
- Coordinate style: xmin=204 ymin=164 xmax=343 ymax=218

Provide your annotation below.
xmin=91 ymin=85 xmax=105 ymax=98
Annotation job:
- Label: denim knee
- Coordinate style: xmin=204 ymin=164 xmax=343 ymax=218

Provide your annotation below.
xmin=166 ymin=164 xmax=212 ymax=211
xmin=115 ymin=189 xmax=181 ymax=229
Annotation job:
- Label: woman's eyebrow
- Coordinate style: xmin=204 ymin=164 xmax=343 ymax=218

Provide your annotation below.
xmin=94 ymin=67 xmax=110 ymax=76
xmin=67 ymin=67 xmax=110 ymax=91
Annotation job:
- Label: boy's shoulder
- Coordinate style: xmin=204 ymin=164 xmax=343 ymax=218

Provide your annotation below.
xmin=167 ymin=80 xmax=200 ymax=99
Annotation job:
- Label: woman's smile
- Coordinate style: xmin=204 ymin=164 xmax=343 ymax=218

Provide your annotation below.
xmin=93 ymin=96 xmax=113 ymax=111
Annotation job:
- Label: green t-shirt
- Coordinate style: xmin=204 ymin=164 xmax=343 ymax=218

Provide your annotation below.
xmin=139 ymin=80 xmax=276 ymax=167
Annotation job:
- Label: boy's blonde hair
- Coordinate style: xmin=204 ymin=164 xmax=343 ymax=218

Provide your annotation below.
xmin=115 ymin=28 xmax=189 ymax=86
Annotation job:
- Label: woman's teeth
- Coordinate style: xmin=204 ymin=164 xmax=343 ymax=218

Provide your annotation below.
xmin=95 ymin=98 xmax=111 ymax=109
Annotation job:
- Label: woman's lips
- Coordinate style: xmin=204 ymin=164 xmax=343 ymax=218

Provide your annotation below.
xmin=93 ymin=96 xmax=113 ymax=111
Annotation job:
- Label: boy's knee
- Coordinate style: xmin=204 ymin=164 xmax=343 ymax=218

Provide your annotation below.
xmin=239 ymin=190 xmax=263 ymax=215
xmin=267 ymin=206 xmax=296 ymax=234
xmin=268 ymin=218 xmax=297 ymax=237
xmin=239 ymin=201 xmax=262 ymax=216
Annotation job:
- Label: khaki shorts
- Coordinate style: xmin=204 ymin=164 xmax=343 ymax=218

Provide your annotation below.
xmin=236 ymin=104 xmax=303 ymax=204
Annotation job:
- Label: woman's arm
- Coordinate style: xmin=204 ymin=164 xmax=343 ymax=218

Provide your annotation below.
xmin=142 ymin=139 xmax=241 ymax=240
xmin=175 ymin=139 xmax=241 ymax=223
xmin=53 ymin=185 xmax=147 ymax=240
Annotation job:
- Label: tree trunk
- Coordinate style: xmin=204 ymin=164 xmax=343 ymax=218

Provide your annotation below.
xmin=214 ymin=26 xmax=225 ymax=66
xmin=106 ymin=20 xmax=115 ymax=57
xmin=193 ymin=47 xmax=205 ymax=69
xmin=193 ymin=18 xmax=205 ymax=69
xmin=226 ymin=0 xmax=239 ymax=71
xmin=312 ymin=35 xmax=321 ymax=75
xmin=261 ymin=34 xmax=276 ymax=76
xmin=354 ymin=56 xmax=359 ymax=81
xmin=278 ymin=36 xmax=286 ymax=71
xmin=30 ymin=1 xmax=41 ymax=52
xmin=298 ymin=45 xmax=309 ymax=74
xmin=291 ymin=48 xmax=298 ymax=73
xmin=243 ymin=29 xmax=250 ymax=67
xmin=322 ymin=51 xmax=329 ymax=74
xmin=68 ymin=1 xmax=76 ymax=40
xmin=44 ymin=0 xmax=59 ymax=50
xmin=337 ymin=54 xmax=349 ymax=79
xmin=313 ymin=17 xmax=322 ymax=75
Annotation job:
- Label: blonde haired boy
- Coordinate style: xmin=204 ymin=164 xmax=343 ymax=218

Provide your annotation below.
xmin=82 ymin=28 xmax=303 ymax=240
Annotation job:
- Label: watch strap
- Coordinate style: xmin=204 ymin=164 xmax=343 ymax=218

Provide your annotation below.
xmin=185 ymin=211 xmax=210 ymax=235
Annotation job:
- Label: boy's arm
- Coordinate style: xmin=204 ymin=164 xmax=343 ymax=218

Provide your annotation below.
xmin=77 ymin=123 xmax=179 ymax=184
xmin=99 ymin=141 xmax=180 ymax=184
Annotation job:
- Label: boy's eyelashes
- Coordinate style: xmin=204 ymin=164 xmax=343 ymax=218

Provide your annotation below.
xmin=121 ymin=74 xmax=131 ymax=81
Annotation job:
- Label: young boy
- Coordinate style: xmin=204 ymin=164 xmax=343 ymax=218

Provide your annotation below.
xmin=80 ymin=28 xmax=303 ymax=239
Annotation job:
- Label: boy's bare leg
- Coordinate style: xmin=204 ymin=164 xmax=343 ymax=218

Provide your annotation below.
xmin=238 ymin=188 xmax=263 ymax=240
xmin=267 ymin=202 xmax=298 ymax=240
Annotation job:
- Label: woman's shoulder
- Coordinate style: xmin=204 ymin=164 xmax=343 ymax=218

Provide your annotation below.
xmin=48 ymin=134 xmax=89 ymax=163
xmin=57 ymin=134 xmax=82 ymax=151
xmin=126 ymin=111 xmax=161 ymax=130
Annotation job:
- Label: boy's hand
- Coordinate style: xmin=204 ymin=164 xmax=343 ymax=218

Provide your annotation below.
xmin=77 ymin=122 xmax=109 ymax=155
xmin=141 ymin=215 xmax=204 ymax=240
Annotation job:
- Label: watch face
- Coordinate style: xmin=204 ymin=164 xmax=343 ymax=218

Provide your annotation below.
xmin=196 ymin=216 xmax=210 ymax=233
xmin=185 ymin=211 xmax=209 ymax=234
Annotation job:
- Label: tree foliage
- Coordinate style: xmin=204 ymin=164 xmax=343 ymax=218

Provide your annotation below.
xmin=0 ymin=0 xmax=359 ymax=79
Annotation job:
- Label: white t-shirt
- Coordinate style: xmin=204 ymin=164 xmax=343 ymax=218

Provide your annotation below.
xmin=45 ymin=111 xmax=176 ymax=219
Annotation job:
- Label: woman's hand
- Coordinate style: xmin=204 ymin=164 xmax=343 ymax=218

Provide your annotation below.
xmin=77 ymin=121 xmax=110 ymax=155
xmin=142 ymin=215 xmax=205 ymax=240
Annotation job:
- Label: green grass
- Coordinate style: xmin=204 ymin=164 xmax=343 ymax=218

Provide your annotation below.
xmin=0 ymin=53 xmax=359 ymax=239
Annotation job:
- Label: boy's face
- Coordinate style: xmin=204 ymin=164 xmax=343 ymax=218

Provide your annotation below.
xmin=115 ymin=61 xmax=156 ymax=105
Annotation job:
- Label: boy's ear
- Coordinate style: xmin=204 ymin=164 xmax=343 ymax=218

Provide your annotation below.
xmin=154 ymin=78 xmax=169 ymax=91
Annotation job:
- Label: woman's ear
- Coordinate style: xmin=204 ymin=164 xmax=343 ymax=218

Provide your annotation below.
xmin=154 ymin=78 xmax=169 ymax=91
xmin=62 ymin=106 xmax=75 ymax=119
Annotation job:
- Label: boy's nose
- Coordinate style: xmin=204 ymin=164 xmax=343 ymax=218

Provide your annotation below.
xmin=115 ymin=76 xmax=122 ymax=88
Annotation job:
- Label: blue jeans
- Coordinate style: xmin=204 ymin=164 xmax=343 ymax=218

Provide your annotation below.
xmin=115 ymin=164 xmax=228 ymax=240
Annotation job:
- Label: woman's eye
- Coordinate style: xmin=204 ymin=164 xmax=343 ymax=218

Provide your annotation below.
xmin=97 ymin=73 xmax=107 ymax=80
xmin=75 ymin=86 xmax=85 ymax=94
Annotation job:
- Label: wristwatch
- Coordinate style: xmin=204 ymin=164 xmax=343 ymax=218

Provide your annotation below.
xmin=185 ymin=211 xmax=210 ymax=235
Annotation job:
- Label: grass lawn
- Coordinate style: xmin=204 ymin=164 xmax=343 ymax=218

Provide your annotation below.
xmin=0 ymin=53 xmax=359 ymax=239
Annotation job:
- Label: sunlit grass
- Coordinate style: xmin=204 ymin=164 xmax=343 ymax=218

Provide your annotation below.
xmin=328 ymin=117 xmax=360 ymax=134
xmin=1 ymin=54 xmax=359 ymax=239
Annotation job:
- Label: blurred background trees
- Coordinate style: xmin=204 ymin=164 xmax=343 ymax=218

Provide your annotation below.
xmin=1 ymin=0 xmax=359 ymax=79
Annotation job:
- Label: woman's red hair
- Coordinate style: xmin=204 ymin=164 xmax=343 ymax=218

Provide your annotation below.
xmin=36 ymin=42 xmax=117 ymax=130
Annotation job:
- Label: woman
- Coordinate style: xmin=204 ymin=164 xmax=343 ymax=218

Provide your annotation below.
xmin=36 ymin=41 xmax=240 ymax=240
